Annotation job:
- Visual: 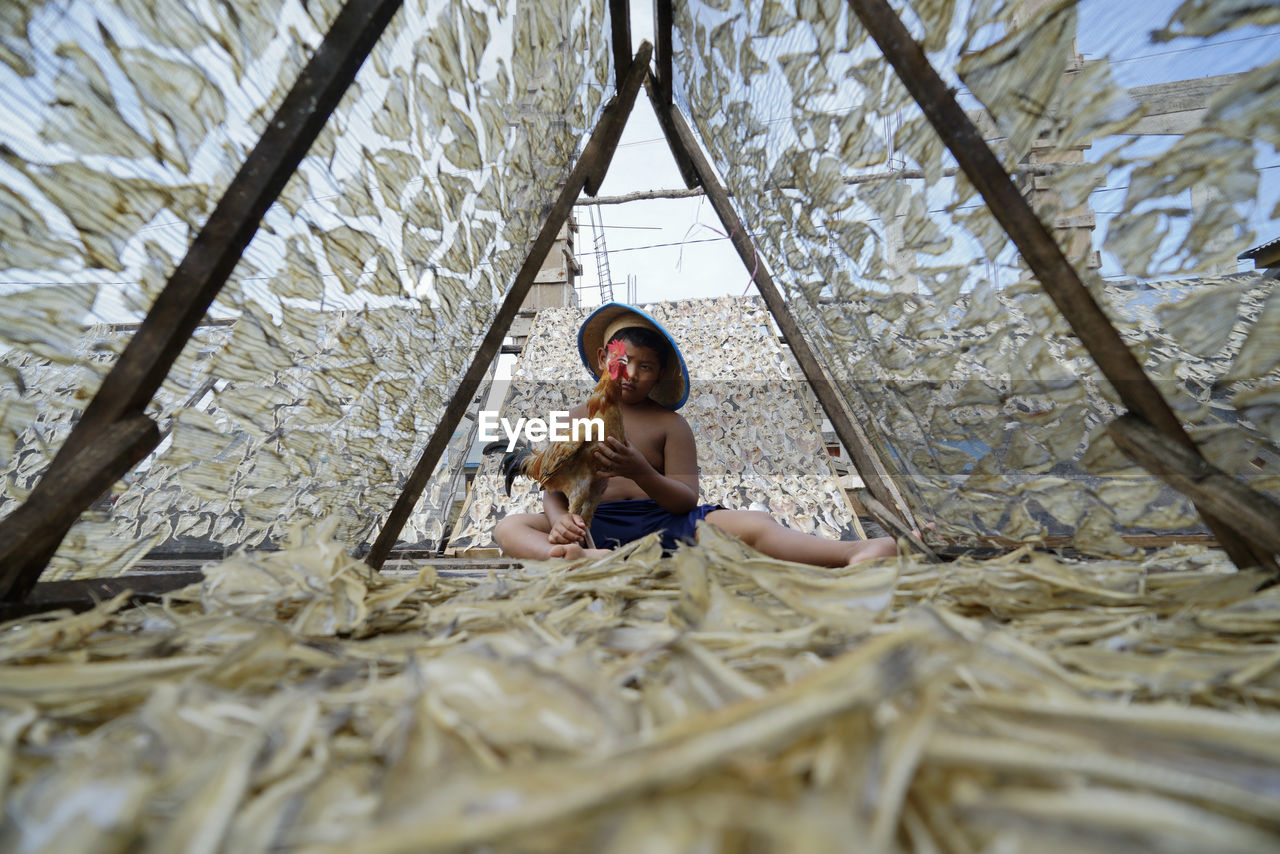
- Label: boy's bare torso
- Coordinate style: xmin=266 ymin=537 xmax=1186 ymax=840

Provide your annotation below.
xmin=568 ymin=399 xmax=678 ymax=502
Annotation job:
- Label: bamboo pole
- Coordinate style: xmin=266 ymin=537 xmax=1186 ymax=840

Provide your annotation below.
xmin=364 ymin=43 xmax=655 ymax=569
xmin=0 ymin=0 xmax=407 ymax=601
xmin=846 ymin=0 xmax=1276 ymax=574
xmin=656 ymin=97 xmax=934 ymax=558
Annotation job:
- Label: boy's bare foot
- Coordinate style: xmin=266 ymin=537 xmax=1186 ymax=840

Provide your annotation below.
xmin=548 ymin=543 xmax=612 ymax=560
xmin=844 ymin=536 xmax=899 ymax=565
xmin=845 ymin=525 xmax=933 ymax=565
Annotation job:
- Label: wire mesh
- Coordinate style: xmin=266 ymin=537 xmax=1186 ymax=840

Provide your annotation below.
xmin=0 ymin=0 xmax=612 ymax=576
xmin=672 ymin=0 xmax=1280 ymax=554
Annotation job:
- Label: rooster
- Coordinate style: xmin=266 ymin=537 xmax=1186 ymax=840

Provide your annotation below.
xmin=484 ymin=339 xmax=628 ymax=548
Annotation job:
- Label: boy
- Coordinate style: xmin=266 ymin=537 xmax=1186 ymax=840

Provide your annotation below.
xmin=492 ymin=303 xmax=900 ymax=566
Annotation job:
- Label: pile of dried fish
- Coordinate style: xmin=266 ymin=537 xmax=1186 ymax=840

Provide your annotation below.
xmin=3 ymin=519 xmax=1278 ymax=852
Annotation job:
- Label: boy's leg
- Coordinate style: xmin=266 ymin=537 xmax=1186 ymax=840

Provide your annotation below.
xmin=703 ymin=509 xmax=898 ymax=567
xmin=493 ymin=512 xmax=611 ymax=560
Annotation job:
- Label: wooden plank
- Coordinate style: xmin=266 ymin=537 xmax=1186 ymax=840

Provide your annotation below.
xmin=0 ymin=571 xmax=205 ymax=621
xmin=0 ymin=558 xmax=525 ymax=621
xmin=0 ymin=0 xmax=407 ymax=600
xmin=845 ymin=0 xmax=1276 ymax=575
xmin=1107 ymin=414 xmax=1280 ymax=562
xmin=452 ymin=547 xmax=504 ymax=558
xmin=0 ymin=414 xmax=160 ymax=602
xmin=365 ymin=42 xmax=655 ymax=570
xmin=609 ymin=0 xmax=632 ymax=90
xmin=656 ymin=101 xmax=935 ymax=560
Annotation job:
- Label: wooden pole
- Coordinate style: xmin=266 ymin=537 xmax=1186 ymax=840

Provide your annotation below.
xmin=645 ymin=0 xmax=700 ymax=190
xmin=583 ymin=43 xmax=653 ymax=197
xmin=1108 ymin=415 xmax=1280 ymax=561
xmin=609 ymin=0 xmax=632 ymax=90
xmin=656 ymin=97 xmax=934 ymax=558
xmin=846 ymin=0 xmax=1276 ymax=573
xmin=0 ymin=415 xmax=160 ymax=601
xmin=861 ymin=495 xmax=940 ymax=560
xmin=644 ymin=75 xmax=702 ymax=191
xmin=653 ymin=0 xmax=674 ymax=107
xmin=0 ymin=0 xmax=407 ymax=601
xmin=573 ymin=164 xmax=1067 ymax=206
xmin=364 ymin=43 xmax=655 ymax=569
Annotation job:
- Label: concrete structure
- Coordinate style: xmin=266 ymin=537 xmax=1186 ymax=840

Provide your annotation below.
xmin=508 ymin=216 xmax=582 ymax=349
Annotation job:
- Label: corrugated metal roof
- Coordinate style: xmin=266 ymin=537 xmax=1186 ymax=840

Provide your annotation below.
xmin=1239 ymin=235 xmax=1280 ymax=261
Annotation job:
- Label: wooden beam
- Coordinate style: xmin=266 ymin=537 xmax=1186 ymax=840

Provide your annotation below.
xmin=644 ymin=74 xmax=702 ymax=190
xmin=656 ymin=101 xmax=934 ymax=559
xmin=653 ymin=0 xmax=673 ymax=107
xmin=609 ymin=0 xmax=632 ymax=90
xmin=0 ymin=571 xmax=205 ymax=621
xmin=576 ymin=185 xmax=704 ymax=207
xmin=0 ymin=0 xmax=407 ymax=600
xmin=644 ymin=0 xmax=698 ymax=189
xmin=1107 ymin=415 xmax=1280 ymax=563
xmin=583 ymin=41 xmax=653 ymax=197
xmin=574 ymin=163 xmax=1068 ymax=205
xmin=0 ymin=414 xmax=160 ymax=601
xmin=846 ymin=0 xmax=1276 ymax=574
xmin=365 ymin=42 xmax=655 ymax=569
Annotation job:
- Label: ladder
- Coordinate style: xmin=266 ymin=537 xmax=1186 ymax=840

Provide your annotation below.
xmin=586 ymin=204 xmax=614 ymax=303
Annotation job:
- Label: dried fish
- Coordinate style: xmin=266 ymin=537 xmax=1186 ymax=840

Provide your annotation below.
xmin=7 ymin=514 xmax=1278 ymax=852
xmin=99 ymin=35 xmax=228 ymax=174
xmin=39 ymin=42 xmax=158 ymax=163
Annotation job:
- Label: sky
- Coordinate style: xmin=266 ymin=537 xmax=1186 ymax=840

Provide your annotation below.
xmin=571 ymin=0 xmax=1280 ymax=308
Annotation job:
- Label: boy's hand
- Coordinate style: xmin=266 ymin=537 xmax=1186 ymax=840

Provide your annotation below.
xmin=594 ymin=437 xmax=652 ymax=480
xmin=548 ymin=513 xmax=588 ymax=545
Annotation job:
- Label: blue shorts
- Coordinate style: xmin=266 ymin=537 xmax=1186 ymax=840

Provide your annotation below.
xmin=590 ymin=498 xmax=723 ymax=551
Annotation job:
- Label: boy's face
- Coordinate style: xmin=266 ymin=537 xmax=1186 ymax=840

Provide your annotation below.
xmin=597 ymin=339 xmax=663 ymax=405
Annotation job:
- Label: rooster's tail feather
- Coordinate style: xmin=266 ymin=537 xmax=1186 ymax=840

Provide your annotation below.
xmin=482 ymin=440 xmax=534 ymax=496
